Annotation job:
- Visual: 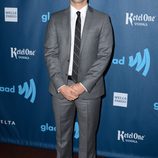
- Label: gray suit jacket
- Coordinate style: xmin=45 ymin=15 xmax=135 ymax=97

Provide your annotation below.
xmin=44 ymin=6 xmax=113 ymax=99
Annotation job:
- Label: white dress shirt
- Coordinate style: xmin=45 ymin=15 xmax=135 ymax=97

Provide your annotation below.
xmin=68 ymin=4 xmax=88 ymax=76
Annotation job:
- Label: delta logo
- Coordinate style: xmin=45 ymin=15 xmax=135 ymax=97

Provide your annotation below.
xmin=0 ymin=79 xmax=36 ymax=103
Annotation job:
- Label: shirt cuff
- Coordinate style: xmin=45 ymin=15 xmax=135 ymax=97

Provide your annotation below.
xmin=57 ymin=85 xmax=66 ymax=93
xmin=79 ymin=82 xmax=87 ymax=92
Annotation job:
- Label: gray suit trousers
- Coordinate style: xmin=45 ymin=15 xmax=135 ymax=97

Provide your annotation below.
xmin=52 ymin=81 xmax=101 ymax=158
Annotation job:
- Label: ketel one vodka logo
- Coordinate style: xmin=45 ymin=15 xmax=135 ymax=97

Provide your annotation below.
xmin=117 ymin=130 xmax=145 ymax=143
xmin=0 ymin=79 xmax=36 ymax=103
xmin=11 ymin=47 xmax=36 ymax=60
xmin=125 ymin=12 xmax=156 ymax=27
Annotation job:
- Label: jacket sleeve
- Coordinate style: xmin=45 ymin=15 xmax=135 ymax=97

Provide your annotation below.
xmin=81 ymin=15 xmax=113 ymax=92
xmin=44 ymin=15 xmax=65 ymax=91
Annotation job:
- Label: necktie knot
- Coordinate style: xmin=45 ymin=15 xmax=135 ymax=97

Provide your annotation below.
xmin=76 ymin=11 xmax=80 ymax=17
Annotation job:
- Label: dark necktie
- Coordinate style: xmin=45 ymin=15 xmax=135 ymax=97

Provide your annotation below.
xmin=72 ymin=11 xmax=81 ymax=83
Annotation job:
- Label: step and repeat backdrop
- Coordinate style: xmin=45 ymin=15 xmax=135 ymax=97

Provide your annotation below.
xmin=0 ymin=0 xmax=158 ymax=157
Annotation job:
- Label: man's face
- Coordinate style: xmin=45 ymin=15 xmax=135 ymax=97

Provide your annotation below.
xmin=71 ymin=0 xmax=87 ymax=3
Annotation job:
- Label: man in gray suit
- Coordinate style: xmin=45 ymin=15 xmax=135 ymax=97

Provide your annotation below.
xmin=44 ymin=0 xmax=113 ymax=157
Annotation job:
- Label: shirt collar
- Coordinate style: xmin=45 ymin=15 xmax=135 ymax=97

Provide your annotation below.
xmin=70 ymin=4 xmax=88 ymax=18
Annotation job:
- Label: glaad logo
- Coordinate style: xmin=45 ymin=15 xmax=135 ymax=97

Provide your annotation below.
xmin=4 ymin=7 xmax=18 ymax=22
xmin=74 ymin=122 xmax=79 ymax=139
xmin=112 ymin=48 xmax=150 ymax=77
xmin=40 ymin=122 xmax=80 ymax=139
xmin=41 ymin=12 xmax=51 ymax=23
xmin=18 ymin=79 xmax=36 ymax=103
xmin=128 ymin=48 xmax=150 ymax=77
xmin=126 ymin=12 xmax=156 ymax=27
xmin=117 ymin=130 xmax=145 ymax=143
xmin=0 ymin=85 xmax=15 ymax=93
xmin=112 ymin=57 xmax=125 ymax=65
xmin=11 ymin=47 xmax=36 ymax=60
xmin=154 ymin=103 xmax=158 ymax=110
xmin=41 ymin=123 xmax=56 ymax=132
xmin=0 ymin=79 xmax=36 ymax=103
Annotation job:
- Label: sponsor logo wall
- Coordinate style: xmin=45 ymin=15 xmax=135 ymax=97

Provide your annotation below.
xmin=0 ymin=0 xmax=158 ymax=158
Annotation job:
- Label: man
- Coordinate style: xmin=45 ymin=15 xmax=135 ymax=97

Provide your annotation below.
xmin=44 ymin=0 xmax=113 ymax=157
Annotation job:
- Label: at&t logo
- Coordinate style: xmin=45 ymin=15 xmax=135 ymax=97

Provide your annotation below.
xmin=125 ymin=12 xmax=156 ymax=27
xmin=117 ymin=130 xmax=145 ymax=143
xmin=0 ymin=79 xmax=36 ymax=103
xmin=112 ymin=48 xmax=150 ymax=77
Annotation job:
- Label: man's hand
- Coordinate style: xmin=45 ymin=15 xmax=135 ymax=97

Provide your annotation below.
xmin=59 ymin=85 xmax=79 ymax=101
xmin=71 ymin=83 xmax=85 ymax=96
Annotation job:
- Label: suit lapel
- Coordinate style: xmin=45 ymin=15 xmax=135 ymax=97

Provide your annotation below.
xmin=63 ymin=7 xmax=71 ymax=59
xmin=80 ymin=6 xmax=93 ymax=53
